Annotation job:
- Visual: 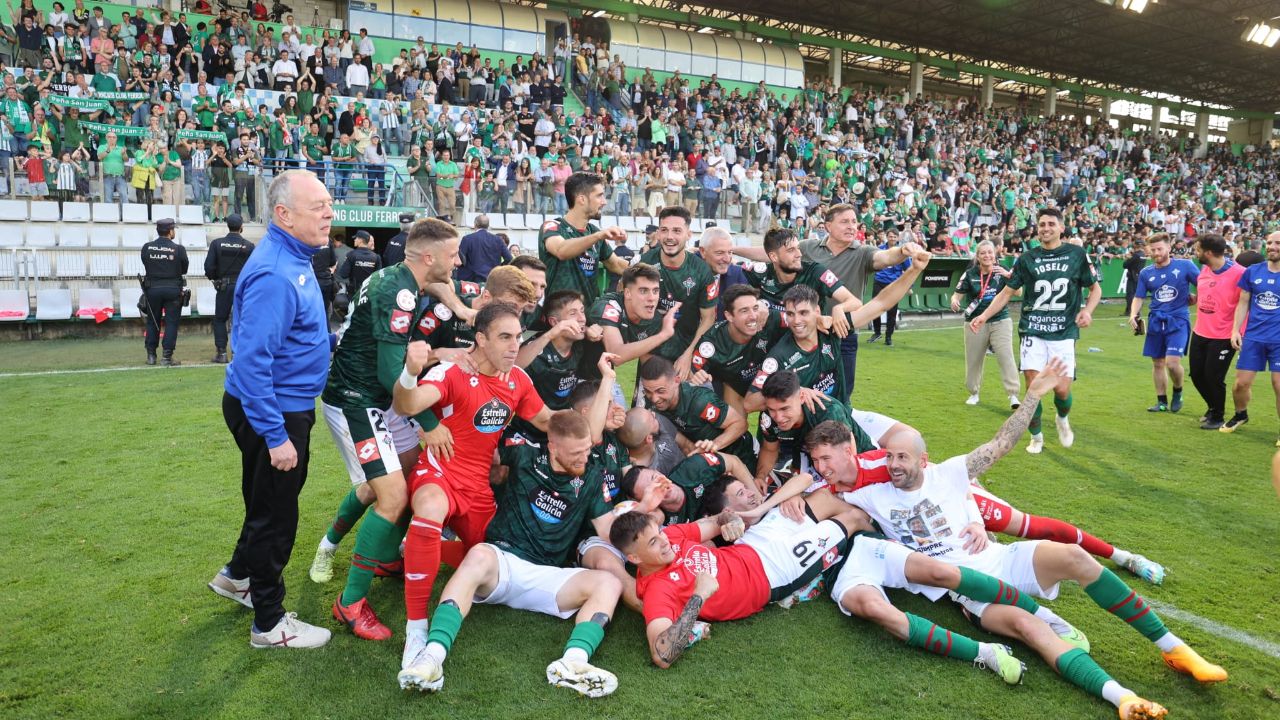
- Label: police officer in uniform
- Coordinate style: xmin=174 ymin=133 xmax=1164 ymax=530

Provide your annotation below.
xmin=141 ymin=218 xmax=189 ymax=366
xmin=205 ymin=213 xmax=255 ymax=364
xmin=336 ymin=230 xmax=382 ymax=295
xmin=381 ymin=212 xmax=414 ymax=266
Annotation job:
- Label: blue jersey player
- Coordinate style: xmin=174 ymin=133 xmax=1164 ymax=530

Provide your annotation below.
xmin=1224 ymin=231 xmax=1280 ymax=441
xmin=1129 ymin=233 xmax=1198 ymax=413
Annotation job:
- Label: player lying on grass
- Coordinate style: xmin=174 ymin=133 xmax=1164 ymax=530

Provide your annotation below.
xmin=398 ymin=356 xmax=625 ymax=698
xmin=611 ymin=470 xmax=1052 ymax=680
xmin=800 ymin=404 xmax=1166 ymax=585
xmin=833 ymin=358 xmax=1225 ymax=720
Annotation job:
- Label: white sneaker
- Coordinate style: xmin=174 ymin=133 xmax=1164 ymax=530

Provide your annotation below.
xmin=398 ymin=649 xmax=444 ymax=692
xmin=1056 ymin=415 xmax=1074 ymax=448
xmin=309 ymin=545 xmax=336 ymax=584
xmin=1009 ymin=394 xmax=1021 ymax=409
xmin=966 ymin=393 xmax=981 ymax=406
xmin=250 ymin=612 xmax=331 ymax=649
xmin=1026 ymin=433 xmax=1044 ymax=454
xmin=402 ymin=630 xmax=428 ymax=670
xmin=208 ymin=567 xmax=253 ymax=609
xmin=546 ymin=658 xmax=618 ymax=698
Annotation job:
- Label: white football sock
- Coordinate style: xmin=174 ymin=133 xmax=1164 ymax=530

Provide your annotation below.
xmin=562 ymin=647 xmax=589 ymax=664
xmin=1101 ymin=680 xmax=1131 ymax=707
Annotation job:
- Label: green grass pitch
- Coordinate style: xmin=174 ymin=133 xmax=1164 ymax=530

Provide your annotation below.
xmin=2 ymin=310 xmax=1278 ymax=719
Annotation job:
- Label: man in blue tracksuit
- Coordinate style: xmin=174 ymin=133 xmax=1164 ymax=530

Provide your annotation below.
xmin=208 ymin=170 xmax=338 ymax=649
xmin=868 ymin=232 xmax=912 ymax=346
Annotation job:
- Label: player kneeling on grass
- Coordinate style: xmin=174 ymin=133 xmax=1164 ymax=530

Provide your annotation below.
xmin=836 ymin=358 xmax=1224 ymax=719
xmin=612 ymin=473 xmax=1032 ymax=678
xmin=398 ymin=364 xmax=626 ymax=697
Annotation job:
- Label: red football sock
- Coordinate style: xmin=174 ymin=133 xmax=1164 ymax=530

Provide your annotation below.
xmin=404 ymin=517 xmax=442 ymax=622
xmin=440 ymin=540 xmax=467 ymax=569
xmin=1019 ymin=514 xmax=1116 ymax=559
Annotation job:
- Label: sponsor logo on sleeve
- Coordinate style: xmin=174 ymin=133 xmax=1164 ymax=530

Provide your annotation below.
xmin=602 ymin=301 xmax=621 ymax=322
xmin=820 ymin=269 xmax=838 ymax=287
xmin=542 ymin=220 xmax=560 ymax=233
xmin=706 ymin=280 xmax=720 ymax=301
xmin=460 ymin=282 xmax=481 ymax=296
xmin=700 ymin=403 xmax=720 ymax=423
xmin=698 ymin=341 xmax=715 ymax=359
xmin=434 ymin=303 xmax=453 ymax=321
xmin=702 ymin=453 xmax=720 ymax=466
xmin=390 ymin=309 xmax=412 ymax=334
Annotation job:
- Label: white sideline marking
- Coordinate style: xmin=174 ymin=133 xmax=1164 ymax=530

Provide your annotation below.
xmin=1146 ymin=599 xmax=1280 ymax=659
xmin=0 ymin=364 xmax=219 ymax=379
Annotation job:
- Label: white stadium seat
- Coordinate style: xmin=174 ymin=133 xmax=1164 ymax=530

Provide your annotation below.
xmin=62 ymin=202 xmax=92 ymax=222
xmin=89 ymin=227 xmax=119 ymax=248
xmin=92 ymin=203 xmax=120 ymax=223
xmin=119 ymin=287 xmax=143 ymax=318
xmin=121 ymin=254 xmax=145 ymax=277
xmin=32 ymin=252 xmax=52 ymax=278
xmin=504 ymin=213 xmax=526 ymax=230
xmin=35 ymin=288 xmax=72 ymax=320
xmin=196 ymin=286 xmax=217 ymax=316
xmin=25 ymin=226 xmax=56 ymax=248
xmin=462 ymin=212 xmax=479 ymax=228
xmin=56 ymin=253 xmax=87 ymax=278
xmin=121 ymin=227 xmax=151 ymax=248
xmin=524 ymin=213 xmax=543 ymax=229
xmin=89 ymin=253 xmax=119 ymax=277
xmin=121 ymin=204 xmax=150 ymax=223
xmin=76 ymin=288 xmax=115 ymax=319
xmin=178 ymin=205 xmax=204 ymax=224
xmin=0 ymin=251 xmax=13 ymax=278
xmin=488 ymin=213 xmax=507 ymax=230
xmin=152 ymin=205 xmax=178 ymax=223
xmin=179 ymin=227 xmax=207 ymax=248
xmin=59 ymin=227 xmax=89 ymax=248
xmin=0 ymin=289 xmax=29 ymax=321
xmin=29 ymin=201 xmax=60 ymax=221
xmin=0 ymin=199 xmax=27 ymax=221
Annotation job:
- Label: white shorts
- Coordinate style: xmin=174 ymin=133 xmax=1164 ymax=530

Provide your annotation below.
xmin=1019 ymin=336 xmax=1076 ymax=376
xmin=474 ymin=544 xmax=586 ymax=619
xmin=321 ymin=402 xmax=420 ymax=485
xmin=848 ymin=409 xmax=898 ymax=447
xmin=577 ymin=535 xmax=625 ymax=565
xmin=949 ymin=540 xmax=1059 ymax=617
xmin=742 ymin=518 xmax=847 ymax=591
xmin=830 ymin=536 xmax=939 ymax=613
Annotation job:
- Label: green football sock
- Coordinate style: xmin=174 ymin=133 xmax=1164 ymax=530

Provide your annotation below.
xmin=1029 ymin=400 xmax=1043 ymax=435
xmin=1084 ymin=569 xmax=1168 ymax=642
xmin=325 ymin=488 xmax=370 ymax=546
xmin=426 ymin=601 xmax=463 ymax=655
xmin=1055 ymin=648 xmax=1113 ymax=698
xmin=905 ymin=613 xmax=980 ymax=662
xmin=1054 ymin=392 xmax=1073 ymax=418
xmin=955 ymin=566 xmax=1041 ymax=615
xmin=341 ymin=511 xmax=401 ymax=606
xmin=563 ymin=620 xmax=607 ymax=661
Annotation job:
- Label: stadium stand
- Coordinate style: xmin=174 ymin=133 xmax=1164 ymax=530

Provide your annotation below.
xmin=0 ymin=0 xmax=1275 ymax=326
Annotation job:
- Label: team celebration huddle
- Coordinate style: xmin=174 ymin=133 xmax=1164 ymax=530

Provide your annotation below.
xmin=211 ymin=169 xmax=1234 ymax=720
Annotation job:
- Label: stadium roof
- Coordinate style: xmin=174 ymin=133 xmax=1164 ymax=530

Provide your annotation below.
xmin=686 ymin=0 xmax=1280 ymax=112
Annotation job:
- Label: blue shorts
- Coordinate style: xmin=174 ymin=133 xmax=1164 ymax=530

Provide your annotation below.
xmin=1237 ymin=338 xmax=1280 ymax=372
xmin=1142 ymin=316 xmax=1190 ymax=358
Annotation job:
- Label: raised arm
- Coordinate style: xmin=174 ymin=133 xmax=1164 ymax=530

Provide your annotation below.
xmin=544 ymin=225 xmax=626 ymax=261
xmin=848 ymin=249 xmax=931 ymax=327
xmin=965 ymin=357 xmax=1065 ymax=478
xmin=586 ymin=353 xmax=620 ymax=444
xmin=970 ymin=285 xmax=1015 ymax=332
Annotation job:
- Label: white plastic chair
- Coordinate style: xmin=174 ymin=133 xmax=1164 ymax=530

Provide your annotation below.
xmin=35 ymin=288 xmax=73 ymax=320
